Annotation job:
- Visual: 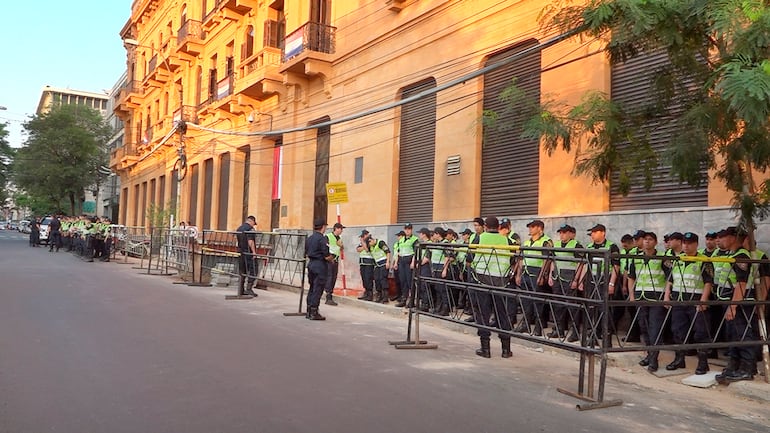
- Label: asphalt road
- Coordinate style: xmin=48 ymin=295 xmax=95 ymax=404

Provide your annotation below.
xmin=0 ymin=230 xmax=767 ymax=433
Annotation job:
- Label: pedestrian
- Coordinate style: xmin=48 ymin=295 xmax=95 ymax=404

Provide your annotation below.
xmin=29 ymin=217 xmax=40 ymax=247
xmin=324 ymin=222 xmax=345 ymax=306
xmin=413 ymin=227 xmax=433 ymax=311
xmin=394 ymin=223 xmax=418 ymax=307
xmin=627 ymin=231 xmax=669 ymax=371
xmin=367 ymin=233 xmax=392 ymax=303
xmin=305 ymin=218 xmax=332 ymax=320
xmin=235 ymin=216 xmax=259 ymax=297
xmin=663 ymin=232 xmax=713 ymax=374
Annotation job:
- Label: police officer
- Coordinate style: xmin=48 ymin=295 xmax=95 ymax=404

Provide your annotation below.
xmin=514 ymin=219 xmax=553 ymax=336
xmin=627 ymin=231 xmax=669 ymax=371
xmin=715 ymin=227 xmax=757 ymax=381
xmin=368 ymin=233 xmax=392 ymax=303
xmin=324 ymin=222 xmax=345 ymax=306
xmin=663 ymin=232 xmax=714 ymax=374
xmin=548 ymin=224 xmax=582 ymax=340
xmin=467 ymin=216 xmax=516 ymax=358
xmin=394 ymin=223 xmax=418 ymax=307
xmin=236 ymin=216 xmax=259 ymax=297
xmin=305 ymin=218 xmax=333 ymax=320
xmin=357 ymin=229 xmax=376 ymax=301
xmin=413 ymin=227 xmax=433 ymax=311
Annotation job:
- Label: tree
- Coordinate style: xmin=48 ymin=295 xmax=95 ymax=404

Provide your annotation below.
xmin=0 ymin=122 xmax=14 ymax=208
xmin=13 ymin=104 xmax=112 ymax=216
xmin=499 ymin=0 xmax=770 ymax=243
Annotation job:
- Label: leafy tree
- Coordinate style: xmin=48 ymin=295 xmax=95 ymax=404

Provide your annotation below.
xmin=13 ymin=104 xmax=111 ymax=216
xmin=0 ymin=122 xmax=14 ymax=208
xmin=499 ymin=0 xmax=770 ymax=244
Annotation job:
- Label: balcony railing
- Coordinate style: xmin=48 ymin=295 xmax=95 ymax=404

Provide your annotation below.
xmin=282 ymin=21 xmax=336 ymax=62
xmin=173 ymin=105 xmax=199 ymax=124
xmin=242 ymin=46 xmax=282 ymax=76
xmin=177 ymin=19 xmax=203 ymax=48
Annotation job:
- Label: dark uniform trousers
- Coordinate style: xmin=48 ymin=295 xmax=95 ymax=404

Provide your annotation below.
xmin=416 ymin=261 xmax=432 ymax=309
xmin=551 ymin=270 xmax=579 ymax=334
xmin=239 ymin=251 xmax=258 ymax=294
xmin=325 ymin=258 xmax=339 ymax=295
xmin=472 ymin=273 xmax=514 ymax=341
xmin=429 ymin=263 xmax=448 ymax=310
xmin=373 ymin=262 xmax=388 ymax=294
xmin=307 ymin=259 xmax=328 ymax=308
xmin=360 ymin=258 xmax=376 ymax=294
xmin=670 ymin=292 xmax=710 ymax=346
xmin=634 ymin=291 xmax=668 ymax=347
xmin=520 ymin=267 xmax=549 ymax=328
xmin=721 ymin=287 xmax=760 ymax=369
xmin=397 ymin=255 xmax=413 ymax=300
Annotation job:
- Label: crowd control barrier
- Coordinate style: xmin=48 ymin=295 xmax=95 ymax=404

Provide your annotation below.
xmin=394 ymin=242 xmax=770 ymax=410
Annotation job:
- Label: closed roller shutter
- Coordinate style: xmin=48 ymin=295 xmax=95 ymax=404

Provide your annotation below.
xmin=397 ymin=78 xmax=436 ymax=223
xmin=203 ymin=158 xmax=213 ymax=229
xmin=217 ymin=152 xmax=230 ymax=230
xmin=610 ymin=50 xmax=707 ymax=210
xmin=481 ymin=40 xmax=541 ymax=217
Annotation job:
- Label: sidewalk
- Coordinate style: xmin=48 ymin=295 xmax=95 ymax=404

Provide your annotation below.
xmin=307 ymin=288 xmax=770 ymax=405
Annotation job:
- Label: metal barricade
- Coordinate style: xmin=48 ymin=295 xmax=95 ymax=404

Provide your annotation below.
xmin=396 ymin=242 xmax=770 ymax=410
xmin=111 ymin=226 xmax=152 ymax=265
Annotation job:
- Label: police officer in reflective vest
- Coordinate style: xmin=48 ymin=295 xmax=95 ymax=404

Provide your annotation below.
xmin=305 ymin=218 xmax=333 ymax=320
xmin=514 ymin=219 xmax=553 ymax=336
xmin=548 ymin=224 xmax=582 ymax=340
xmin=324 ymin=222 xmax=345 ymax=306
xmin=394 ymin=223 xmax=418 ymax=307
xmin=663 ymin=232 xmax=713 ymax=374
xmin=369 ymin=234 xmax=392 ymax=303
xmin=627 ymin=231 xmax=669 ymax=371
xmin=468 ymin=217 xmax=516 ymax=358
xmin=715 ymin=227 xmax=757 ymax=381
xmin=357 ymin=229 xmax=376 ymax=301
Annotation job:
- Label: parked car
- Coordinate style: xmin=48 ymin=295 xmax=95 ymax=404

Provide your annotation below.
xmin=8 ymin=221 xmax=19 ymax=231
xmin=19 ymin=220 xmax=31 ymax=234
xmin=39 ymin=216 xmax=53 ymax=245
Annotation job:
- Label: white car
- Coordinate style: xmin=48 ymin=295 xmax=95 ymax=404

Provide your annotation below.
xmin=0 ymin=221 xmax=7 ymax=230
xmin=39 ymin=216 xmax=53 ymax=244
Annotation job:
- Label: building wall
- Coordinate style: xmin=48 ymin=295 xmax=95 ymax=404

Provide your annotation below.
xmin=113 ymin=0 xmax=735 ymax=232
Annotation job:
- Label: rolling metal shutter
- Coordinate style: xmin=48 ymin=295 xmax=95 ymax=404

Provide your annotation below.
xmin=189 ymin=164 xmax=199 ymax=225
xmin=397 ymin=78 xmax=436 ymax=223
xmin=203 ymin=158 xmax=214 ymax=229
xmin=217 ymin=152 xmax=230 ymax=230
xmin=610 ymin=50 xmax=708 ymax=210
xmin=481 ymin=40 xmax=541 ymax=217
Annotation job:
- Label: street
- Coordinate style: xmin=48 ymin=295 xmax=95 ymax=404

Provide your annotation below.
xmin=0 ymin=231 xmax=768 ymax=433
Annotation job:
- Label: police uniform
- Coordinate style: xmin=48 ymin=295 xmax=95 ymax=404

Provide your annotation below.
xmin=305 ymin=219 xmax=331 ymax=320
xmin=394 ymin=224 xmax=418 ymax=307
xmin=370 ymin=237 xmax=392 ymax=303
xmin=467 ymin=217 xmax=516 ymax=358
xmin=236 ymin=218 xmax=258 ymax=297
xmin=324 ymin=223 xmax=345 ymax=305
xmin=515 ymin=219 xmax=553 ymax=336
xmin=628 ymin=233 xmax=669 ymax=371
xmin=357 ymin=230 xmax=376 ymax=301
xmin=549 ymin=224 xmax=582 ymax=339
xmin=665 ymin=232 xmax=714 ymax=373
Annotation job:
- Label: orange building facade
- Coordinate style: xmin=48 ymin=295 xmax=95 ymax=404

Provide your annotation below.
xmin=112 ymin=0 xmax=733 ymax=232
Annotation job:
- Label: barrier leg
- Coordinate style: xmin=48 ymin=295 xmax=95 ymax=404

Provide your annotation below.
xmin=394 ymin=312 xmax=437 ymax=350
xmin=388 ymin=308 xmax=427 ymax=345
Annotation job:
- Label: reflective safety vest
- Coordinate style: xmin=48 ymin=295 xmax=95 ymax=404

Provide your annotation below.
xmin=711 ymin=249 xmax=731 ymax=288
xmin=359 ymin=242 xmax=373 ymax=262
xmin=631 ymin=251 xmax=667 ymax=300
xmin=454 ymin=239 xmax=467 ymax=265
xmin=430 ymin=240 xmax=447 ymax=266
xmin=472 ymin=232 xmax=512 ymax=277
xmin=621 ymin=246 xmax=640 ymax=273
xmin=714 ymin=248 xmax=750 ymax=300
xmin=371 ymin=240 xmax=388 ymax=265
xmin=669 ymin=254 xmax=707 ymax=298
xmin=522 ymin=235 xmax=552 ymax=270
xmin=326 ymin=233 xmax=341 ymax=257
xmin=397 ymin=235 xmax=418 ymax=256
xmin=552 ymin=239 xmax=579 ymax=280
xmin=745 ymin=249 xmax=765 ymax=297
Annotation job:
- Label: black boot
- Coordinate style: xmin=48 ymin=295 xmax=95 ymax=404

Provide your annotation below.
xmin=306 ymin=307 xmax=326 ymax=321
xmin=647 ymin=351 xmax=659 ymax=372
xmin=378 ymin=291 xmax=389 ymax=304
xmin=501 ymin=337 xmax=512 ymax=358
xmin=358 ymin=291 xmax=373 ymax=301
xmin=695 ymin=351 xmax=709 ymax=375
xmin=325 ymin=293 xmax=338 ymax=306
xmin=638 ymin=353 xmax=651 ymax=367
xmin=475 ymin=337 xmax=491 ymax=358
xmin=666 ymin=351 xmax=686 ymax=371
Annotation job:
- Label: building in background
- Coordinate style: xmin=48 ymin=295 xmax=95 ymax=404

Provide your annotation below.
xmin=111 ymin=0 xmax=734 ymax=233
xmin=103 ymin=74 xmax=127 ymax=221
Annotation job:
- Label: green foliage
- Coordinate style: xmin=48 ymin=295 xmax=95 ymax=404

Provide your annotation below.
xmin=519 ymin=0 xmax=770 ymax=231
xmin=12 ymin=104 xmax=111 ymax=216
xmin=146 ymin=200 xmax=178 ymax=229
xmin=0 ymin=122 xmax=14 ymax=206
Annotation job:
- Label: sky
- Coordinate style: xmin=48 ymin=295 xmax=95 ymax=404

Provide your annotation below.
xmin=0 ymin=1 xmax=132 ymax=148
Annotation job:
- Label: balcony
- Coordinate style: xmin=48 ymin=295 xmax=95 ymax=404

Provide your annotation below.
xmin=198 ymin=74 xmax=235 ymax=116
xmin=279 ymin=21 xmax=335 ymax=77
xmin=145 ymin=54 xmax=171 ymax=85
xmin=202 ymin=0 xmax=256 ymax=31
xmin=177 ymin=20 xmax=204 ymax=56
xmin=236 ymin=47 xmax=283 ymax=100
xmin=114 ymin=80 xmax=143 ymax=118
xmin=173 ymin=105 xmax=199 ymax=124
xmin=109 ymin=145 xmax=126 ymax=171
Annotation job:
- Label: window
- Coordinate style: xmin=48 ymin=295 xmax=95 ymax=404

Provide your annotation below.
xmin=354 ymin=157 xmax=363 ymax=184
xmin=243 ymin=26 xmax=254 ymax=59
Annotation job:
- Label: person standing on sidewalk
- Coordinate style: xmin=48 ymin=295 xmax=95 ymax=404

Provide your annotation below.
xmin=394 ymin=223 xmax=418 ymax=307
xmin=48 ymin=215 xmax=62 ymax=252
xmin=324 ymin=222 xmax=345 ymax=306
xmin=236 ymin=216 xmax=259 ymax=297
xmin=356 ymin=230 xmax=376 ymax=301
xmin=305 ymin=218 xmax=333 ymax=320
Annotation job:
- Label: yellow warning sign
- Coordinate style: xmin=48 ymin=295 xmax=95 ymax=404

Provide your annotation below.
xmin=326 ymin=182 xmax=349 ymax=204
